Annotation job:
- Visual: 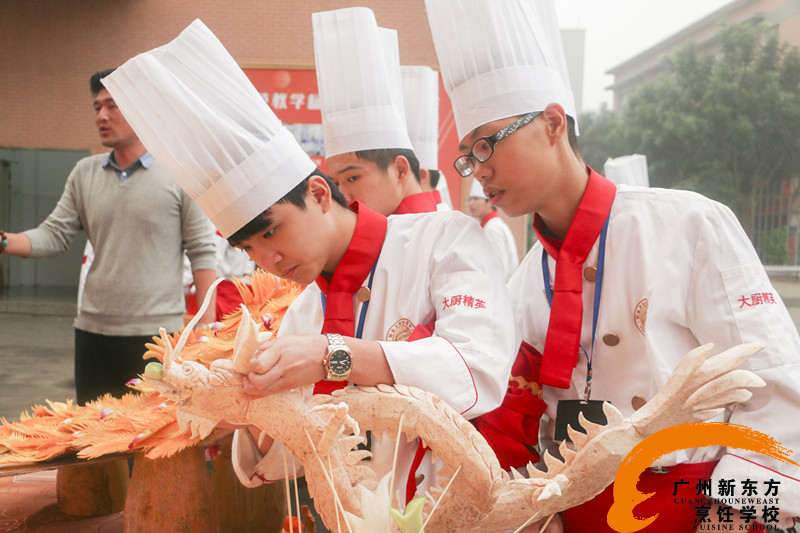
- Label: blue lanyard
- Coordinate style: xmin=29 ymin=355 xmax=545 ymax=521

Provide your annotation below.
xmin=541 ymin=216 xmax=609 ymax=400
xmin=320 ymin=261 xmax=378 ymax=340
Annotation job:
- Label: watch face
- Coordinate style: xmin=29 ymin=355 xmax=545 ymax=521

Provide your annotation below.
xmin=328 ymin=349 xmax=351 ymax=377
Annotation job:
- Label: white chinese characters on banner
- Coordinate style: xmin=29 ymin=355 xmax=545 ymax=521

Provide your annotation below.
xmin=260 ymin=92 xmax=321 ymax=112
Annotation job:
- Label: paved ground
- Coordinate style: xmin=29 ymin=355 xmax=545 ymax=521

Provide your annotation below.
xmin=0 ymin=312 xmax=76 ymax=421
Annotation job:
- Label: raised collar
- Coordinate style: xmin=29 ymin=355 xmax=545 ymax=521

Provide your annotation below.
xmin=393 ymin=191 xmax=439 ymax=215
xmin=532 ymin=167 xmax=616 ymax=259
xmin=480 ymin=210 xmax=500 ymax=228
xmin=103 ymin=150 xmax=153 ymax=170
xmin=315 ymin=202 xmax=388 ymax=336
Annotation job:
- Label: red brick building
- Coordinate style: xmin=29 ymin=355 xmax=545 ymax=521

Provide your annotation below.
xmin=0 ymin=1 xmax=530 ymax=288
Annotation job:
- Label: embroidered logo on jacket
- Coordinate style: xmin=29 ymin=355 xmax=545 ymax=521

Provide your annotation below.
xmin=634 ymin=298 xmax=648 ymax=336
xmin=442 ymin=295 xmax=486 ymax=310
xmin=386 ymin=318 xmax=414 ymax=342
xmin=738 ymin=292 xmax=777 ymax=308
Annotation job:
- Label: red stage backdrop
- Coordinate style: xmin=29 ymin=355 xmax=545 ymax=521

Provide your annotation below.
xmin=243 ymin=68 xmax=462 ymax=209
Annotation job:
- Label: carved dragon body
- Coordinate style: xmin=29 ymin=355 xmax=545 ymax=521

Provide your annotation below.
xmin=144 ymin=301 xmax=766 ymax=533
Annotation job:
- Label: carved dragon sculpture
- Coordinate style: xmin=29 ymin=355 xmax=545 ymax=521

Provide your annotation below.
xmin=142 ymin=300 xmax=767 ymax=533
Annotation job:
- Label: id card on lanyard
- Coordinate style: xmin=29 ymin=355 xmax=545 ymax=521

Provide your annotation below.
xmin=542 ymin=216 xmax=612 ymax=441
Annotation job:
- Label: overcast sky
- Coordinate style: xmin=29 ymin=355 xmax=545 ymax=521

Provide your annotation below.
xmin=555 ymin=0 xmax=733 ymax=111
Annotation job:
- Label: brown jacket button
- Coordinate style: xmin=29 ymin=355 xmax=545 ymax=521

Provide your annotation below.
xmin=602 ymin=332 xmax=620 ymax=346
xmin=631 ymin=395 xmax=647 ymax=410
xmin=584 ymin=266 xmax=597 ymax=282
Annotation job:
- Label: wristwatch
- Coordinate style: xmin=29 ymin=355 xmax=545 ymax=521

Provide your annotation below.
xmin=323 ymin=333 xmax=352 ymax=381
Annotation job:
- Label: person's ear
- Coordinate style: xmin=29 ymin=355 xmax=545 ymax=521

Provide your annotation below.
xmin=307 ymin=175 xmax=333 ymax=212
xmin=418 ymin=167 xmax=431 ymax=189
xmin=393 ymin=155 xmax=411 ymax=183
xmin=542 ymin=103 xmax=568 ymax=145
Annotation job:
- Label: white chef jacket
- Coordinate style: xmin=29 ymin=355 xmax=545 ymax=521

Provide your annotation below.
xmin=483 ymin=215 xmax=519 ymax=280
xmin=77 ymin=240 xmax=94 ymax=311
xmin=510 ymin=184 xmax=800 ymax=518
xmin=232 ymin=209 xmax=519 ymax=499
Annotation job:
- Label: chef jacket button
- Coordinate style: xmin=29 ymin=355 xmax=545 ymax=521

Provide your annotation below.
xmin=583 ymin=266 xmax=597 ymax=282
xmin=602 ymin=332 xmax=620 ymax=346
xmin=631 ymin=395 xmax=647 ymax=411
xmin=357 ymin=286 xmax=371 ymax=302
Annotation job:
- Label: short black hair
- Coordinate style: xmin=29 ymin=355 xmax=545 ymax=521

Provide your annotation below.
xmin=566 ymin=115 xmax=579 ymax=155
xmin=354 ymin=148 xmax=421 ymax=184
xmin=90 ymin=68 xmax=116 ymax=96
xmin=428 ymin=169 xmax=441 ymax=189
xmin=227 ymin=169 xmax=347 ymax=246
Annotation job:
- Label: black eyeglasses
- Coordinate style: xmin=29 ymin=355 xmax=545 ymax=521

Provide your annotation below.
xmin=453 ymin=111 xmax=541 ymax=177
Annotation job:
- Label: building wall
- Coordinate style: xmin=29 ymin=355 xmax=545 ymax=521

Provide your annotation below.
xmin=0 ymin=148 xmax=89 ymax=287
xmin=608 ymin=0 xmax=800 ymax=111
xmin=0 ymin=0 xmax=438 ymax=154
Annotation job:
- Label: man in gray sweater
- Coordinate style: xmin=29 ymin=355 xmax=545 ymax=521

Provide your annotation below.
xmin=0 ymin=69 xmax=217 ymax=404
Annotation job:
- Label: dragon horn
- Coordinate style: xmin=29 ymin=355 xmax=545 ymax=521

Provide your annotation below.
xmin=169 ymin=277 xmax=225 ymax=367
xmin=232 ymin=304 xmax=262 ymax=374
xmin=159 ymin=327 xmax=173 ymax=370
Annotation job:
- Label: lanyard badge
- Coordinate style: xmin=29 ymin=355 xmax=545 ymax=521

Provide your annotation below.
xmin=543 ymin=217 xmax=613 ymax=442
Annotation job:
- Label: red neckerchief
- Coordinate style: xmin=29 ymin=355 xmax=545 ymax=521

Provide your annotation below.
xmin=432 ymin=190 xmax=442 ymax=204
xmin=480 ymin=210 xmax=500 ymax=228
xmin=393 ymin=191 xmax=438 ymax=214
xmin=471 ymin=342 xmax=546 ymax=471
xmin=313 ymin=202 xmax=388 ymax=395
xmin=532 ymin=168 xmax=616 ymax=389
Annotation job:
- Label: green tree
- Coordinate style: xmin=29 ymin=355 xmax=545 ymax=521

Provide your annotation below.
xmin=619 ymin=22 xmax=800 ymax=236
xmin=577 ymin=104 xmax=631 ymax=171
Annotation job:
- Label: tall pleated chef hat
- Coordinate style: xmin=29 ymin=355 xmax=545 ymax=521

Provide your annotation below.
xmin=401 ymin=66 xmax=440 ymax=170
xmin=425 ymin=0 xmax=578 ymax=141
xmin=469 ymin=178 xmax=487 ymax=200
xmin=604 ymin=154 xmax=650 ymax=187
xmin=313 ymin=7 xmax=413 ymax=157
xmin=102 ymin=19 xmax=316 ymax=238
xmin=436 ymin=175 xmax=453 ymax=208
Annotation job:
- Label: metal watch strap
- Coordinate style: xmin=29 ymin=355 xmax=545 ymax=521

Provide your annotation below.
xmin=324 ymin=333 xmax=351 ymax=381
xmin=325 ymin=333 xmax=347 ymax=349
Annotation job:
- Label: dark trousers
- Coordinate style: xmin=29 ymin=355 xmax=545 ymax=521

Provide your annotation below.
xmin=74 ymin=328 xmax=155 ymax=405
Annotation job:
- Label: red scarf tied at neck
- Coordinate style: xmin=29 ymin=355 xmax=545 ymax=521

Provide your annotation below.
xmin=533 ymin=169 xmax=616 ymax=389
xmin=313 ymin=202 xmax=387 ymax=395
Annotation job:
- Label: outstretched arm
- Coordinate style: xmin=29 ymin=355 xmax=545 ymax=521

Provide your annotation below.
xmin=0 ymin=230 xmax=32 ymax=258
xmin=242 ymin=334 xmax=393 ymax=394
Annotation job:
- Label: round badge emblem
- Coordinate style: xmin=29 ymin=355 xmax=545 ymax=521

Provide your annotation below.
xmin=386 ymin=318 xmax=415 ymax=342
xmin=634 ymin=298 xmax=648 ymax=336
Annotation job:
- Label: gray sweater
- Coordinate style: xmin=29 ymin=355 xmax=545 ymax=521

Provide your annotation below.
xmin=24 ymin=153 xmax=216 ymax=335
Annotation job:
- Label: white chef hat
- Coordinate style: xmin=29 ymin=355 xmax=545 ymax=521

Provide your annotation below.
xmin=401 ymin=66 xmax=440 ymax=170
xmin=102 ymin=19 xmax=316 ymax=238
xmin=604 ymin=154 xmax=650 ymax=188
xmin=425 ymin=0 xmax=578 ymax=141
xmin=469 ymin=179 xmax=487 ymax=199
xmin=312 ymin=7 xmax=413 ymax=158
xmin=436 ymin=174 xmax=453 ymax=208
